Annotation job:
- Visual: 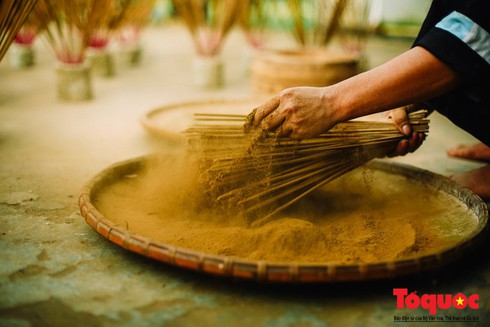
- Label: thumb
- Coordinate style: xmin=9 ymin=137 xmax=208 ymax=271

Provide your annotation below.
xmin=389 ymin=108 xmax=411 ymax=136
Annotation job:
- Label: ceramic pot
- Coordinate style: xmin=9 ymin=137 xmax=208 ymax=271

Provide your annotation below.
xmin=118 ymin=45 xmax=143 ymax=67
xmin=88 ymin=49 xmax=115 ymax=77
xmin=192 ymin=56 xmax=224 ymax=89
xmin=10 ymin=43 xmax=35 ymax=68
xmin=56 ymin=62 xmax=93 ymax=101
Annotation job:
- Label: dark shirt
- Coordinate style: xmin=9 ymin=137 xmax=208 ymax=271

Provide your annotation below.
xmin=412 ymin=0 xmax=490 ymax=145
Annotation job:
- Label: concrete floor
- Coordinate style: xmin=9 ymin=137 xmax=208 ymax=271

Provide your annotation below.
xmin=0 ymin=25 xmax=488 ymax=326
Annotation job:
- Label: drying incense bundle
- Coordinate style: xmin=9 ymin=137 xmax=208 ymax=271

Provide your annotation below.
xmin=116 ymin=0 xmax=157 ymax=48
xmin=170 ymin=0 xmax=242 ymax=57
xmin=185 ymin=110 xmax=429 ymax=224
xmin=288 ymin=0 xmax=349 ymax=47
xmin=87 ymin=1 xmax=130 ymax=50
xmin=238 ymin=0 xmax=275 ymax=50
xmin=336 ymin=0 xmax=373 ymax=55
xmin=0 ymin=0 xmax=39 ymax=62
xmin=31 ymin=0 xmax=114 ymax=64
xmin=119 ymin=0 xmax=156 ymax=28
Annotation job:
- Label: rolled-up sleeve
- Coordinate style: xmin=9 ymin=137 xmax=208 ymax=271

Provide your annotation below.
xmin=414 ymin=10 xmax=490 ymax=84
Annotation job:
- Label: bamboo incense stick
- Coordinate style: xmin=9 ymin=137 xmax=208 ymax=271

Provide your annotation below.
xmin=32 ymin=0 xmax=115 ymax=64
xmin=170 ymin=0 xmax=242 ymax=57
xmin=0 ymin=0 xmax=39 ymax=62
xmin=186 ymin=110 xmax=429 ymax=224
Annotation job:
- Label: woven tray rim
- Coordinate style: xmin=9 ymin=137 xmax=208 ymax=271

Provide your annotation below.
xmin=78 ymin=155 xmax=488 ymax=283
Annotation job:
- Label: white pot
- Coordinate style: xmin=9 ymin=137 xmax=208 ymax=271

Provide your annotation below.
xmin=117 ymin=45 xmax=143 ymax=68
xmin=56 ymin=62 xmax=93 ymax=101
xmin=10 ymin=43 xmax=35 ymax=68
xmin=87 ymin=48 xmax=115 ymax=77
xmin=192 ymin=56 xmax=224 ymax=89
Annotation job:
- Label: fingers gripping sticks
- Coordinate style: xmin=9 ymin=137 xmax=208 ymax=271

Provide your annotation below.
xmin=185 ymin=110 xmax=429 ymax=224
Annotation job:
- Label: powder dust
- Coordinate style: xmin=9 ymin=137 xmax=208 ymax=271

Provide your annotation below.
xmin=93 ymin=152 xmax=479 ymax=265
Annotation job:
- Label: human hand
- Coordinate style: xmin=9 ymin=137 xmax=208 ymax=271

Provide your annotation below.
xmin=252 ymin=87 xmax=338 ymax=139
xmin=385 ymin=106 xmax=425 ymax=157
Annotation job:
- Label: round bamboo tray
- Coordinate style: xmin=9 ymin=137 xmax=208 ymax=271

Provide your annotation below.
xmin=140 ymin=98 xmax=264 ymax=143
xmin=251 ymin=48 xmax=359 ymax=95
xmin=79 ymin=155 xmax=488 ymax=283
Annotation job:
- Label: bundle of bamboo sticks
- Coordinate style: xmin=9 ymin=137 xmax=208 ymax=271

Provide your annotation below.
xmin=336 ymin=0 xmax=373 ymax=55
xmin=118 ymin=0 xmax=156 ymax=28
xmin=186 ymin=110 xmax=429 ymax=224
xmin=86 ymin=0 xmax=129 ymax=50
xmin=170 ymin=0 xmax=242 ymax=57
xmin=31 ymin=0 xmax=114 ymax=64
xmin=0 ymin=0 xmax=39 ymax=62
xmin=116 ymin=0 xmax=157 ymax=48
xmin=238 ymin=0 xmax=275 ymax=50
xmin=288 ymin=0 xmax=349 ymax=47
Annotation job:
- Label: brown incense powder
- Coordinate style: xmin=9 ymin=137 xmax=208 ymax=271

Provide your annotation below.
xmin=94 ymin=154 xmax=478 ymax=264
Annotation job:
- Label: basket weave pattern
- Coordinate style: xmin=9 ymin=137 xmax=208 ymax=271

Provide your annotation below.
xmin=78 ymin=157 xmax=488 ymax=283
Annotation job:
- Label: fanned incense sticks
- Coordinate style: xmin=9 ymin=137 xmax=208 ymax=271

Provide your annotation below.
xmin=238 ymin=0 xmax=275 ymax=50
xmin=0 ymin=0 xmax=39 ymax=62
xmin=186 ymin=110 xmax=429 ymax=224
xmin=116 ymin=0 xmax=157 ymax=51
xmin=170 ymin=0 xmax=242 ymax=57
xmin=31 ymin=0 xmax=113 ymax=64
xmin=288 ymin=0 xmax=349 ymax=47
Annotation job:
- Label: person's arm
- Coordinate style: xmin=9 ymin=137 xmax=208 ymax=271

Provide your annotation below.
xmin=253 ymin=46 xmax=461 ymax=139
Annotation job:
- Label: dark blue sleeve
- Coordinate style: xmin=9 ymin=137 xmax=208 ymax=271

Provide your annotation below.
xmin=413 ymin=0 xmax=490 ymax=84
